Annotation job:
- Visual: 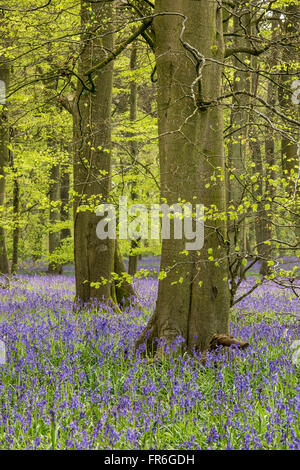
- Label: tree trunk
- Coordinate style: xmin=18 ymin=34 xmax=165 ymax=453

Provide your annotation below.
xmin=37 ymin=60 xmax=63 ymax=274
xmin=227 ymin=6 xmax=251 ymax=280
xmin=11 ymin=150 xmax=19 ymax=275
xmin=114 ymin=240 xmax=135 ymax=307
xmin=249 ymin=34 xmax=275 ymax=276
xmin=128 ymin=43 xmax=139 ymax=277
xmin=249 ymin=129 xmax=272 ymax=275
xmin=0 ymin=52 xmax=9 ymax=275
xmin=136 ymin=0 xmax=230 ymax=356
xmin=278 ymin=4 xmax=300 ymax=254
xmin=73 ymin=1 xmax=115 ymax=302
xmin=48 ymin=164 xmax=62 ymax=274
xmin=128 ymin=242 xmax=138 ymax=276
xmin=260 ymin=70 xmax=276 ymax=275
xmin=60 ymin=156 xmax=71 ymax=242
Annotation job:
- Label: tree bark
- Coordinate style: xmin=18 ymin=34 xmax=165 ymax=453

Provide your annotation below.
xmin=114 ymin=240 xmax=135 ymax=307
xmin=48 ymin=163 xmax=62 ymax=274
xmin=60 ymin=155 xmax=71 ymax=242
xmin=0 ymin=52 xmax=10 ymax=275
xmin=37 ymin=61 xmax=63 ymax=274
xmin=128 ymin=43 xmax=139 ymax=277
xmin=73 ymin=1 xmax=115 ymax=302
xmin=278 ymin=4 xmax=300 ymax=254
xmin=227 ymin=5 xmax=251 ymax=280
xmin=135 ymin=0 xmax=230 ymax=356
xmin=60 ymin=11 xmax=135 ymax=305
xmin=249 ymin=26 xmax=275 ymax=276
xmin=10 ymin=146 xmax=19 ymax=274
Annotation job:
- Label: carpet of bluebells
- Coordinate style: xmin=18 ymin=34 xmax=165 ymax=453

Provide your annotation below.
xmin=0 ymin=267 xmax=299 ymax=450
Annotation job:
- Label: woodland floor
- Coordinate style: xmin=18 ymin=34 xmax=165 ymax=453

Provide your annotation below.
xmin=0 ymin=261 xmax=299 ymax=450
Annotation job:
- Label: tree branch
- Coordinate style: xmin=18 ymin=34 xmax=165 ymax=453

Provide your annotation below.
xmin=225 ymin=45 xmax=270 ymax=58
xmin=141 ymin=30 xmax=155 ymax=50
xmin=222 ymin=0 xmax=235 ymax=8
xmin=123 ymin=1 xmax=155 ymax=49
xmin=85 ymin=18 xmax=153 ymax=79
xmin=141 ymin=0 xmax=154 ymax=8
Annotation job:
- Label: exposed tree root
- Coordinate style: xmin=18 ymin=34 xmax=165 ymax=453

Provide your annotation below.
xmin=208 ymin=334 xmax=249 ymax=351
xmin=135 ymin=324 xmax=249 ymax=366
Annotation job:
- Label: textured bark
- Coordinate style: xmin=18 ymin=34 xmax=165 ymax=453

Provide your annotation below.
xmin=249 ymin=130 xmax=272 ymax=275
xmin=60 ymin=158 xmax=71 ymax=241
xmin=128 ymin=43 xmax=139 ymax=277
xmin=128 ymin=245 xmax=138 ymax=276
xmin=278 ymin=4 xmax=300 ymax=252
xmin=48 ymin=164 xmax=62 ymax=274
xmin=38 ymin=60 xmax=63 ymax=274
xmin=11 ymin=169 xmax=19 ymax=274
xmin=227 ymin=6 xmax=251 ymax=279
xmin=73 ymin=1 xmax=115 ymax=302
xmin=114 ymin=240 xmax=135 ymax=307
xmin=249 ymin=41 xmax=275 ymax=276
xmin=260 ymin=70 xmax=276 ymax=274
xmin=136 ymin=0 xmax=231 ymax=356
xmin=0 ymin=53 xmax=9 ymax=275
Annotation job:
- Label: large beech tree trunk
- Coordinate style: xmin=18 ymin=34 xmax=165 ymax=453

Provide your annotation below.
xmin=279 ymin=4 xmax=300 ymax=253
xmin=62 ymin=3 xmax=134 ymax=305
xmin=73 ymin=1 xmax=116 ymax=303
xmin=136 ymin=0 xmax=230 ymax=355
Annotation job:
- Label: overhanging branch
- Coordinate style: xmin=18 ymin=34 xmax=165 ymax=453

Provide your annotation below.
xmin=225 ymin=45 xmax=270 ymax=58
xmin=85 ymin=18 xmax=153 ymax=80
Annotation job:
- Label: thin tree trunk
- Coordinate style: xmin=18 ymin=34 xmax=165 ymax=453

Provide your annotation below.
xmin=227 ymin=6 xmax=251 ymax=280
xmin=114 ymin=240 xmax=135 ymax=307
xmin=0 ymin=51 xmax=9 ymax=275
xmin=10 ymin=145 xmax=19 ymax=274
xmin=128 ymin=243 xmax=138 ymax=276
xmin=260 ymin=71 xmax=276 ymax=274
xmin=37 ymin=61 xmax=63 ymax=274
xmin=249 ymin=33 xmax=274 ymax=276
xmin=60 ymin=157 xmax=71 ymax=241
xmin=249 ymin=130 xmax=272 ymax=275
xmin=128 ymin=42 xmax=139 ymax=277
xmin=31 ymin=209 xmax=45 ymax=261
